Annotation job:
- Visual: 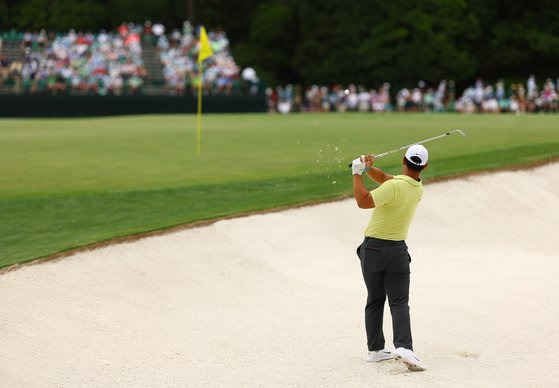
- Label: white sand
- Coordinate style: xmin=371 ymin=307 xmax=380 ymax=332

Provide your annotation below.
xmin=1 ymin=163 xmax=558 ymax=387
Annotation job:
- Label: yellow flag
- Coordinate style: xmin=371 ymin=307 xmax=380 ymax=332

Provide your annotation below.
xmin=198 ymin=26 xmax=213 ymax=63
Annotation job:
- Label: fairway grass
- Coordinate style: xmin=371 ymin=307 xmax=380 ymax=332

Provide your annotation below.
xmin=1 ymin=113 xmax=558 ymax=268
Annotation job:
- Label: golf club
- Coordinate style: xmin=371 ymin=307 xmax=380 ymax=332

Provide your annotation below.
xmin=347 ymin=130 xmax=466 ymax=168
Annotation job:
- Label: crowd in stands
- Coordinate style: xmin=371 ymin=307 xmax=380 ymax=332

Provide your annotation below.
xmin=0 ymin=24 xmax=146 ymax=95
xmin=0 ymin=21 xmax=258 ymax=96
xmin=267 ymin=76 xmax=559 ymax=114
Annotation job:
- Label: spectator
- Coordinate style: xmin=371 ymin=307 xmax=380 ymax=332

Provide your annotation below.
xmin=117 ymin=22 xmax=129 ymax=37
xmin=170 ymin=29 xmax=181 ymax=45
xmin=509 ymin=95 xmax=520 ymax=113
xmin=357 ymin=85 xmax=371 ymax=112
xmin=241 ymin=67 xmax=260 ymax=95
xmin=143 ymin=20 xmax=152 ymax=42
xmin=473 ymin=78 xmax=484 ymax=112
xmin=266 ymin=86 xmax=278 ymax=113
xmin=411 ymin=88 xmax=422 ymax=110
xmin=157 ymin=34 xmax=170 ymax=51
xmin=542 ymin=78 xmax=558 ymax=112
xmin=152 ymin=22 xmax=165 ymax=45
xmin=517 ymin=83 xmax=527 ymax=112
xmin=37 ymin=29 xmax=48 ymax=49
xmin=374 ymin=84 xmax=389 ymax=112
xmin=22 ymin=31 xmax=33 ymax=50
xmin=447 ymin=80 xmax=456 ymax=110
xmin=527 ymin=74 xmax=537 ymax=100
xmin=346 ymin=84 xmax=358 ymax=111
xmin=481 ymin=86 xmax=499 ymax=113
xmin=495 ymin=79 xmax=505 ymax=101
xmin=277 ymin=85 xmax=292 ymax=114
xmin=423 ymin=88 xmax=434 ymax=111
xmin=433 ymin=80 xmax=446 ymax=112
xmin=396 ymin=88 xmax=409 ymax=111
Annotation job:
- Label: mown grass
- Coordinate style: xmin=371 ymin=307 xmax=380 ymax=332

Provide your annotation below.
xmin=1 ymin=113 xmax=558 ymax=268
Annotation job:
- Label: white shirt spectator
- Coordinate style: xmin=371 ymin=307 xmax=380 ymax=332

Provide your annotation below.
xmin=171 ymin=29 xmax=181 ymax=43
xmin=152 ymin=23 xmax=165 ymax=37
xmin=474 ymin=86 xmax=483 ymax=104
xmin=98 ymin=30 xmax=109 ymax=44
xmin=242 ymin=67 xmax=259 ymax=83
xmin=527 ymin=75 xmax=537 ymax=99
xmin=157 ymin=35 xmax=169 ymax=51
xmin=411 ymin=88 xmax=422 ymax=105
xmin=358 ymin=89 xmax=371 ymax=112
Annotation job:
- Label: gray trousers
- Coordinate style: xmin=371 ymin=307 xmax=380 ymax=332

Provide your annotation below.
xmin=357 ymin=237 xmax=413 ymax=351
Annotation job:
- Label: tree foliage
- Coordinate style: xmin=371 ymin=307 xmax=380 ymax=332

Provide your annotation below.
xmin=1 ymin=0 xmax=558 ymax=86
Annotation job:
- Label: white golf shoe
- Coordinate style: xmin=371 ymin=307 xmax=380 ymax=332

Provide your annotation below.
xmin=394 ymin=347 xmax=426 ymax=371
xmin=367 ymin=349 xmax=394 ymax=362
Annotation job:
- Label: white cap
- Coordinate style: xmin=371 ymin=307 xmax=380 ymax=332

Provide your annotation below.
xmin=405 ymin=145 xmax=428 ymax=166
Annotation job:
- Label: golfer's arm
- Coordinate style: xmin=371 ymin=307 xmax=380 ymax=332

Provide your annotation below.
xmin=353 ymin=175 xmax=375 ymax=209
xmin=365 ymin=166 xmax=393 ymax=184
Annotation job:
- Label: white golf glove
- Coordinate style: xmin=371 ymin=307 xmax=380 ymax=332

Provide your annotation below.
xmin=352 ymin=155 xmax=366 ymax=175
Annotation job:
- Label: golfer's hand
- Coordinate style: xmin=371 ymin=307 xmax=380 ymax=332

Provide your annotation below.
xmin=352 ymin=155 xmax=366 ymax=175
xmin=364 ymin=155 xmax=375 ymax=169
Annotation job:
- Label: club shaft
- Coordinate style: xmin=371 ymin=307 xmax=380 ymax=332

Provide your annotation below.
xmin=348 ymin=129 xmax=466 ymax=167
xmin=347 ymin=130 xmax=464 ymax=167
xmin=375 ymin=131 xmax=458 ymax=158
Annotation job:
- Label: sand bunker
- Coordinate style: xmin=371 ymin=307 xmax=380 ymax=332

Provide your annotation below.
xmin=1 ymin=163 xmax=558 ymax=386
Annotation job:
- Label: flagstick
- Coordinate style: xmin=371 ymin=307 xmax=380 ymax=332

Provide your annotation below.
xmin=196 ymin=64 xmax=203 ymax=156
xmin=196 ymin=25 xmax=213 ymax=157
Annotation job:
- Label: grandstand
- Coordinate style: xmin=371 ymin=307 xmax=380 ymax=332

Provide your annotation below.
xmin=0 ymin=23 xmax=249 ymax=96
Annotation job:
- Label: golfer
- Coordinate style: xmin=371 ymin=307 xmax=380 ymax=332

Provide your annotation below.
xmin=351 ymin=144 xmax=428 ymax=371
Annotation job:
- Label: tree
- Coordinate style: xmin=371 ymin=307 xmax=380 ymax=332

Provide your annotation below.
xmin=1 ymin=0 xmax=558 ymax=86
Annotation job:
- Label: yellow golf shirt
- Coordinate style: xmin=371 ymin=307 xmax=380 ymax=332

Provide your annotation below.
xmin=364 ymin=175 xmax=423 ymax=241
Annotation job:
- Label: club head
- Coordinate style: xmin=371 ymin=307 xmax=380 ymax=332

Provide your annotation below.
xmin=454 ymin=130 xmax=466 ymax=136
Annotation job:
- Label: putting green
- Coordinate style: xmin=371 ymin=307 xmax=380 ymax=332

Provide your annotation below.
xmin=1 ymin=113 xmax=558 ymax=268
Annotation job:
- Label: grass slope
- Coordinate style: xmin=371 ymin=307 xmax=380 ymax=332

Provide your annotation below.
xmin=1 ymin=113 xmax=558 ymax=267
